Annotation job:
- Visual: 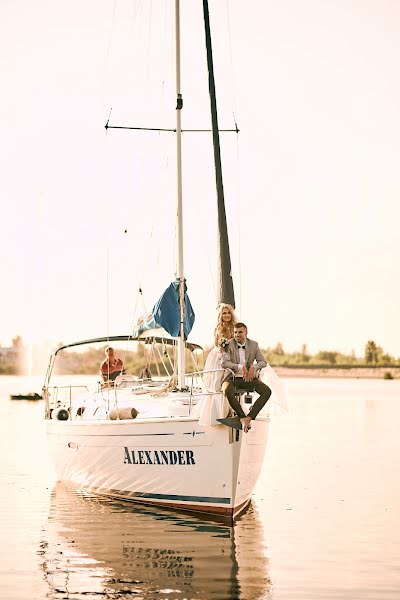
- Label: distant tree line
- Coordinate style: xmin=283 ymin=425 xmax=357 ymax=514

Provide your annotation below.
xmin=0 ymin=337 xmax=399 ymax=375
xmin=263 ymin=340 xmax=400 ymax=367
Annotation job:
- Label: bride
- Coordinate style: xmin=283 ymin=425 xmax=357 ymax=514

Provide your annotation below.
xmin=195 ymin=303 xmax=236 ymax=426
xmin=205 ymin=303 xmax=237 ymax=392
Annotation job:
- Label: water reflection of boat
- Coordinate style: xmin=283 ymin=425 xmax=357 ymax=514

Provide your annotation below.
xmin=40 ymin=482 xmax=271 ymax=600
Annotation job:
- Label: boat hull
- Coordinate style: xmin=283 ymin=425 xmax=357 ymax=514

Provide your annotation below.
xmin=46 ymin=417 xmax=269 ymax=520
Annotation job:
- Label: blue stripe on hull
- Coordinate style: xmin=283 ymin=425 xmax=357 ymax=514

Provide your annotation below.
xmin=132 ymin=492 xmax=231 ymax=504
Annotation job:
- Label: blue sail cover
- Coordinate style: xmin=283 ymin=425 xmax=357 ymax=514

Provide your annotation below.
xmin=132 ymin=281 xmax=195 ymax=339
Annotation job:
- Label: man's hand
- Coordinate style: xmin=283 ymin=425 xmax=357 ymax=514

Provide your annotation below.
xmin=242 ymin=366 xmax=255 ymax=382
xmin=246 ymin=366 xmax=255 ymax=381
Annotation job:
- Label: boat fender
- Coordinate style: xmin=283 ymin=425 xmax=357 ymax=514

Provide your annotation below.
xmin=51 ymin=407 xmax=70 ymax=421
xmin=109 ymin=407 xmax=139 ymax=420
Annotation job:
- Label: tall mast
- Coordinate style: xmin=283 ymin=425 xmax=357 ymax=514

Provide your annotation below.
xmin=175 ymin=0 xmax=186 ymax=389
xmin=202 ymin=0 xmax=235 ymax=308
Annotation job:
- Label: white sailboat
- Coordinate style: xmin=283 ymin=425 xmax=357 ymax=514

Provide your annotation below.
xmin=43 ymin=1 xmax=273 ymax=522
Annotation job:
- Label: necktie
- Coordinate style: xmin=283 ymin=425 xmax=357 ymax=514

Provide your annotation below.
xmin=238 ymin=344 xmax=245 ymax=349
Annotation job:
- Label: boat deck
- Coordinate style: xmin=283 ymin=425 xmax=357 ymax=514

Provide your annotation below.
xmin=45 ymin=376 xmax=207 ymax=422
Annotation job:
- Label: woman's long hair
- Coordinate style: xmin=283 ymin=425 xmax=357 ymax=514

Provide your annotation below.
xmin=214 ymin=303 xmax=237 ymax=346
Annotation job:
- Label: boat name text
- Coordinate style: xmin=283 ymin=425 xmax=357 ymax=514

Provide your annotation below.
xmin=124 ymin=447 xmax=195 ymax=466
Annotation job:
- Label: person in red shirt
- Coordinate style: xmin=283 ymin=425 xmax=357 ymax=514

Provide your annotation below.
xmin=100 ymin=347 xmax=124 ymax=382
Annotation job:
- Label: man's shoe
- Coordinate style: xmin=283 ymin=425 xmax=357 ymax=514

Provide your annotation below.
xmin=217 ymin=417 xmax=242 ymax=430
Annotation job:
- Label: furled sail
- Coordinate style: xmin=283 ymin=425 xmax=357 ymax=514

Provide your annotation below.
xmin=202 ymin=0 xmax=236 ymax=309
xmin=132 ymin=281 xmax=195 ymax=339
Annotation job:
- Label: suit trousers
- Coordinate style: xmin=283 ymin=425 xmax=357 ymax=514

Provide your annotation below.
xmin=221 ymin=378 xmax=272 ymax=419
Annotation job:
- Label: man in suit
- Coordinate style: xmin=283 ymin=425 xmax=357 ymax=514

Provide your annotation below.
xmin=219 ymin=322 xmax=271 ymax=432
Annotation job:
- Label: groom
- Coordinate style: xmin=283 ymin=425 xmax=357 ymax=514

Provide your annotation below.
xmin=218 ymin=322 xmax=271 ymax=432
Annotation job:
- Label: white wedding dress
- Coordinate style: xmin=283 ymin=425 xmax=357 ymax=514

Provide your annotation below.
xmin=194 ymin=347 xmax=288 ymax=426
xmin=194 ymin=347 xmax=229 ymax=426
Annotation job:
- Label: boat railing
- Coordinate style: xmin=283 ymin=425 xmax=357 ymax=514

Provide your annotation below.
xmin=185 ymin=368 xmax=225 ymax=415
xmin=43 ymin=368 xmax=226 ymax=420
xmin=43 ymin=385 xmax=90 ymax=418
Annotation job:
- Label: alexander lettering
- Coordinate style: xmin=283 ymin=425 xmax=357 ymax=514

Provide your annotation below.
xmin=123 ymin=447 xmax=195 ymax=465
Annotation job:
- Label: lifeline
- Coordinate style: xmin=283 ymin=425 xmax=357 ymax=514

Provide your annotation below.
xmin=124 ymin=447 xmax=196 ymax=465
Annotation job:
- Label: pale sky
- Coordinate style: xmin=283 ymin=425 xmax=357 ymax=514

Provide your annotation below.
xmin=1 ymin=0 xmax=399 ymax=358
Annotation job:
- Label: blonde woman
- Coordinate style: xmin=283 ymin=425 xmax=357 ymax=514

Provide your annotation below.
xmin=195 ymin=303 xmax=237 ymax=426
xmin=207 ymin=302 xmax=237 ymax=392
xmin=213 ymin=303 xmax=237 ymax=349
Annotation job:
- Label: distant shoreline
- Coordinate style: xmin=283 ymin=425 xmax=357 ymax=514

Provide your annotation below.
xmin=274 ymin=366 xmax=400 ymax=379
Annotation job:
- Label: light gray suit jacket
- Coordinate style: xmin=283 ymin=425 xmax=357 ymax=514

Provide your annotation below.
xmin=220 ymin=337 xmax=267 ymax=384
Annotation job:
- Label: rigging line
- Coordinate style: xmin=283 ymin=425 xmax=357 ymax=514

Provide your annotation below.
xmin=225 ymin=0 xmax=239 ymax=128
xmin=121 ymin=275 xmax=142 ymax=361
xmin=120 ymin=286 xmax=146 ymax=367
xmin=104 ymin=1 xmax=135 ymax=116
xmin=141 ymin=0 xmax=154 ymax=122
xmin=235 ymin=130 xmax=243 ymax=316
xmin=127 ymin=137 xmax=171 ymax=330
xmin=158 ymin=5 xmax=168 ymax=138
xmin=191 ymin=167 xmax=217 ymax=303
xmin=102 ymin=0 xmax=118 ymax=113
xmin=118 ymin=7 xmax=171 ymax=320
xmin=122 ymin=223 xmax=158 ymax=356
xmin=104 ymin=1 xmax=118 ymax=67
xmin=123 ymin=207 xmax=153 ymax=332
xmin=127 ymin=153 xmax=169 ymax=334
xmin=104 ymin=122 xmax=111 ymax=345
xmin=143 ymin=4 xmax=172 ymax=298
xmin=107 ymin=0 xmax=143 ymax=123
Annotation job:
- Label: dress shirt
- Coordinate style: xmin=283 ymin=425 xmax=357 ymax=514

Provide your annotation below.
xmin=237 ymin=342 xmax=246 ymax=376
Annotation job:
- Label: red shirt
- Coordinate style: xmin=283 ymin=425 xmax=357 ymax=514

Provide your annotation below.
xmin=100 ymin=357 xmax=123 ymax=378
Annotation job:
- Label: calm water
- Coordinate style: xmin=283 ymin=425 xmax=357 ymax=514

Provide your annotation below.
xmin=0 ymin=375 xmax=399 ymax=599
